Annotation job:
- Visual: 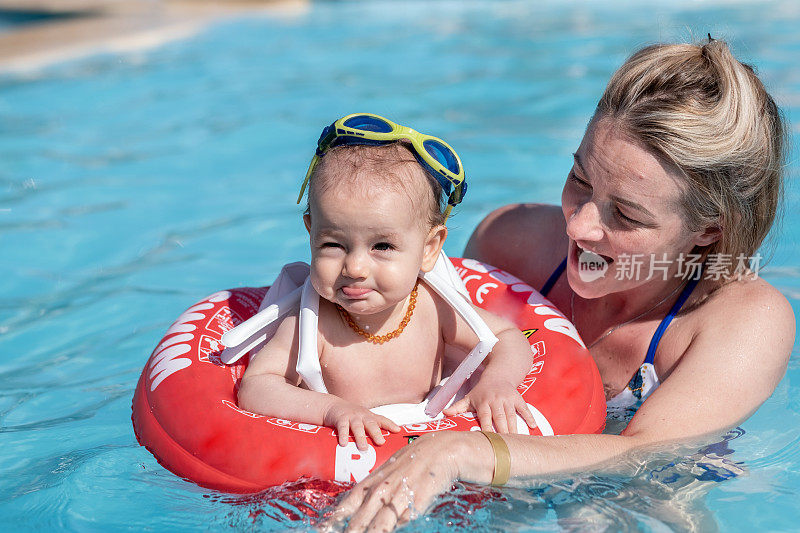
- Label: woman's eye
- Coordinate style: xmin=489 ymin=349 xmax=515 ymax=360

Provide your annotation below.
xmin=373 ymin=242 xmax=394 ymax=251
xmin=569 ymin=171 xmax=590 ymax=188
xmin=615 ymin=207 xmax=638 ymax=225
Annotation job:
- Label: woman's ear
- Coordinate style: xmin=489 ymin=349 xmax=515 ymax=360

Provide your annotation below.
xmin=693 ymin=224 xmax=722 ymax=247
xmin=420 ymin=225 xmax=448 ymax=272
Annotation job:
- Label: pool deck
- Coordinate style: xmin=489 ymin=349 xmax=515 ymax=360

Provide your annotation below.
xmin=0 ymin=0 xmax=307 ymax=74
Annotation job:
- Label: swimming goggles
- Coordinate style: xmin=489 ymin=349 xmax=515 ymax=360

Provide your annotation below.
xmin=297 ymin=113 xmax=467 ymax=220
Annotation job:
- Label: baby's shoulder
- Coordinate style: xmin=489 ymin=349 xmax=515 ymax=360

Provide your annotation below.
xmin=259 ymin=307 xmax=300 ymax=347
xmin=419 ymin=280 xmax=455 ymax=314
xmin=421 ymin=280 xmax=483 ymax=344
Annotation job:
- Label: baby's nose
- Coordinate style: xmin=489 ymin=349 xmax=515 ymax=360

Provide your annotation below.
xmin=343 ymin=252 xmax=369 ymax=279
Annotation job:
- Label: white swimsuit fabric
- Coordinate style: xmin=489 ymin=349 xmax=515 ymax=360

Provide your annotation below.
xmin=605 ymin=362 xmax=661 ymax=420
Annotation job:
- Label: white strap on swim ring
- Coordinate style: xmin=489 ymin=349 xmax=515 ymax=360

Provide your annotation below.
xmin=220 ymin=251 xmax=499 ymax=422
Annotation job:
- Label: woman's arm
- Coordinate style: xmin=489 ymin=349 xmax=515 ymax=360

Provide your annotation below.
xmin=329 ymin=279 xmax=794 ymax=532
xmin=328 ymin=430 xmax=640 ymax=532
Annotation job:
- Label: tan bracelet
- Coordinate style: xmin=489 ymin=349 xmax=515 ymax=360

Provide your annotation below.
xmin=479 ymin=431 xmax=511 ymax=486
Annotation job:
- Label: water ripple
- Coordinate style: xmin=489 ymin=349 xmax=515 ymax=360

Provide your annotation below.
xmin=0 ymin=175 xmax=114 ymax=207
xmin=1 ymin=211 xmax=270 ymax=345
xmin=0 ymin=444 xmax=133 ymax=499
xmin=0 ymin=386 xmax=130 ymax=433
xmin=748 ymin=432 xmax=800 ymax=470
xmin=207 ymin=478 xmax=350 ymax=530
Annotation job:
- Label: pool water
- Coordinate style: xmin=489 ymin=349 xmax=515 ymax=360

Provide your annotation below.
xmin=2 ymin=0 xmax=799 ymax=530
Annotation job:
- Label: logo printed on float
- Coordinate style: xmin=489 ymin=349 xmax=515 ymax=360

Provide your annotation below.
xmin=533 ymin=305 xmax=586 ymax=349
xmin=334 ymin=442 xmax=376 ymax=482
xmin=148 ymin=291 xmax=230 ymax=391
xmin=457 ymin=262 xmax=586 ymax=349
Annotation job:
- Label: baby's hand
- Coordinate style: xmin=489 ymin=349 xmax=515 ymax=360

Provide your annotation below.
xmin=323 ymin=401 xmax=402 ymax=451
xmin=443 ymin=378 xmax=536 ymax=434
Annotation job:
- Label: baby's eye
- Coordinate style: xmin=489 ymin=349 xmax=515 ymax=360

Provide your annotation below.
xmin=320 ymin=242 xmax=342 ymax=249
xmin=373 ymin=242 xmax=394 ymax=252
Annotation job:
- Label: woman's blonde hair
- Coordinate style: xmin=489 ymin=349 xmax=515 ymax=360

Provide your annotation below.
xmin=595 ymin=39 xmax=788 ymax=278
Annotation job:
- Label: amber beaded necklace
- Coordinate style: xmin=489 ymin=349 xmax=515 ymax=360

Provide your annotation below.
xmin=336 ymin=281 xmax=419 ymax=344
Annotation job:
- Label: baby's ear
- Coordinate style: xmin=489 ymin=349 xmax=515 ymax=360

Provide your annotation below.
xmin=420 ymin=225 xmax=447 ymax=272
xmin=303 ymin=214 xmax=312 ymax=234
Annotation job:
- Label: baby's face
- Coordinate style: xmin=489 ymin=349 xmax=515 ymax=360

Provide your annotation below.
xmin=304 ymin=181 xmax=444 ymax=317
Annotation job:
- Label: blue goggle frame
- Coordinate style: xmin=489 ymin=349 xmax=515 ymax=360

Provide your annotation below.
xmin=298 ymin=113 xmax=467 ymax=220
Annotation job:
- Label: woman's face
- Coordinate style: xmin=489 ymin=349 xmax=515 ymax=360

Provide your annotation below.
xmin=561 ymin=118 xmax=714 ymax=298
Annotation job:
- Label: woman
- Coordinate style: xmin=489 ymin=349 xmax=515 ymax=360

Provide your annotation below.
xmin=328 ymin=40 xmax=795 ymax=531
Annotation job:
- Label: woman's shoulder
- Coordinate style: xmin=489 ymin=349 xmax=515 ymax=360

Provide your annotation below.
xmin=682 ymin=275 xmax=794 ymax=377
xmin=463 ymin=203 xmax=568 ymax=289
xmin=697 ymin=275 xmax=794 ymax=332
xmin=628 ymin=276 xmax=794 ymax=440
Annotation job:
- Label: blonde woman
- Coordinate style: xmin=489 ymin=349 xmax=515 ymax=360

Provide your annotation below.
xmin=328 ymin=39 xmax=795 ymax=531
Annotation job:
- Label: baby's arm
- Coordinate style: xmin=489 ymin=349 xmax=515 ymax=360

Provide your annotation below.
xmin=237 ymin=312 xmax=400 ymax=450
xmin=441 ymin=304 xmax=535 ymax=433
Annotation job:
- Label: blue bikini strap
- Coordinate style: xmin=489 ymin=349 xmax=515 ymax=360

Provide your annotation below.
xmin=644 ymin=275 xmax=702 ymax=365
xmin=540 ymin=257 xmax=567 ymax=297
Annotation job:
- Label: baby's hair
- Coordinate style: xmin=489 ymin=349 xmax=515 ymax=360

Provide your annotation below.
xmin=305 ymin=143 xmax=446 ymax=227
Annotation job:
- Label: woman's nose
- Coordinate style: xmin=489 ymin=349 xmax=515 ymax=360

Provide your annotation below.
xmin=343 ymin=251 xmax=368 ymax=279
xmin=566 ymin=201 xmax=604 ymax=242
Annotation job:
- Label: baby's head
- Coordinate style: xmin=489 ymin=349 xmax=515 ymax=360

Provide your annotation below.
xmin=307 ymin=142 xmax=447 ymax=228
xmin=302 ymin=143 xmax=451 ymax=316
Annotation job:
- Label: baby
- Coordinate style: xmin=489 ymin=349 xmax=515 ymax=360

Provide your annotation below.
xmin=238 ymin=114 xmax=535 ymax=451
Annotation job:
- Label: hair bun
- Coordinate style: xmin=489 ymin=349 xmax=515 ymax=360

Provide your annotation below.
xmin=594 ymin=40 xmax=787 ymax=281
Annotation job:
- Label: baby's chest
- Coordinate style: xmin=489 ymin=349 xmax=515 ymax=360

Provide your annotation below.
xmin=319 ymin=335 xmax=443 ymax=405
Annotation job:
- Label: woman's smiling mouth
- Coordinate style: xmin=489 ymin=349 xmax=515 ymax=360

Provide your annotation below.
xmin=575 ymin=243 xmax=615 ymax=265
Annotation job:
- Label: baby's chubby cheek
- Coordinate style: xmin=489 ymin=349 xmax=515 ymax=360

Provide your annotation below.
xmin=308 ymin=270 xmax=334 ymax=300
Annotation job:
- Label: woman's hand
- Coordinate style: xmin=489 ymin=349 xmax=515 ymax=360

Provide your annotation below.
xmin=443 ymin=378 xmax=537 ymax=434
xmin=325 ymin=431 xmax=487 ymax=532
xmin=324 ymin=401 xmax=402 ymax=451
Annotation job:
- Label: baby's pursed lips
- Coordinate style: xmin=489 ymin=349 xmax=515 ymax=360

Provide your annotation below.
xmin=340 ymin=286 xmax=373 ymax=298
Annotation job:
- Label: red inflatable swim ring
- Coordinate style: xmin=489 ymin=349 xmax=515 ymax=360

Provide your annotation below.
xmin=132 ymin=258 xmax=606 ymax=493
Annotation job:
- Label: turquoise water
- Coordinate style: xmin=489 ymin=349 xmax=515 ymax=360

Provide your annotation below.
xmin=2 ymin=0 xmax=799 ymax=530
